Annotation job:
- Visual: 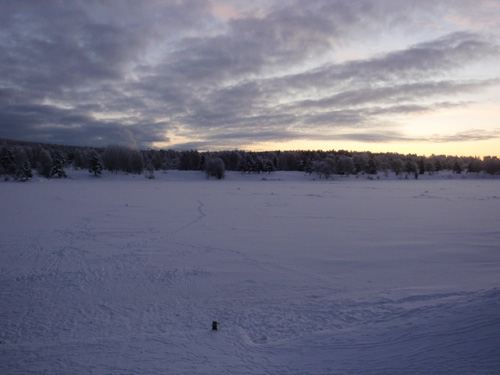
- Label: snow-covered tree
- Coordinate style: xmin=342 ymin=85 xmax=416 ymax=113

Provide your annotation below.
xmin=37 ymin=149 xmax=53 ymax=178
xmin=73 ymin=148 xmax=85 ymax=170
xmin=404 ymin=159 xmax=417 ymax=175
xmin=145 ymin=159 xmax=155 ymax=179
xmin=390 ymin=158 xmax=404 ymax=176
xmin=205 ymin=156 xmax=225 ymax=179
xmin=313 ymin=156 xmax=336 ymax=179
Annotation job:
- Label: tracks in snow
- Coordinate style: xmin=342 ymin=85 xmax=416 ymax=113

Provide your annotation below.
xmin=170 ymin=200 xmax=206 ymax=235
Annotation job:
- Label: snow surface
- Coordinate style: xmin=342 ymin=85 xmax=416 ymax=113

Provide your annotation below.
xmin=1 ymin=170 xmax=499 ymax=374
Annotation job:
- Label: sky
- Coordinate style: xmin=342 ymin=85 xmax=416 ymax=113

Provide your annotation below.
xmin=1 ymin=0 xmax=499 ymax=156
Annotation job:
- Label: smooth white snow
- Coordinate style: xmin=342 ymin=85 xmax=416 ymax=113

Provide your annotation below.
xmin=1 ymin=170 xmax=499 ymax=374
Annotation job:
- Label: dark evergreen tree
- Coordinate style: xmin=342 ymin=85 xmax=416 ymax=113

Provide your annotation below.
xmin=16 ymin=160 xmax=33 ymax=181
xmin=1 ymin=147 xmax=16 ymax=177
xmin=238 ymin=154 xmax=248 ymax=173
xmin=431 ymin=156 xmax=443 ymax=172
xmin=199 ymin=154 xmax=206 ymax=171
xmin=150 ymin=150 xmax=164 ymax=170
xmin=425 ymin=159 xmax=436 ymax=175
xmin=0 ymin=146 xmax=33 ymax=181
xmin=273 ymin=156 xmax=278 ymax=170
xmin=51 ymin=154 xmax=67 ymax=178
xmin=244 ymin=153 xmax=256 ymax=173
xmin=179 ymin=150 xmax=200 ymax=170
xmin=365 ymin=157 xmax=377 ymax=175
xmin=484 ymin=156 xmax=500 ymax=174
xmin=353 ymin=154 xmax=367 ymax=174
xmin=404 ymin=159 xmax=417 ymax=175
xmin=337 ymin=155 xmax=354 ymax=175
xmin=219 ymin=150 xmax=242 ymax=171
xmin=89 ymin=153 xmax=103 ymax=176
xmin=264 ymin=160 xmax=275 ymax=174
xmin=255 ymin=157 xmax=264 ymax=174
xmin=418 ymin=157 xmax=426 ymax=175
xmin=467 ymin=158 xmax=482 ymax=174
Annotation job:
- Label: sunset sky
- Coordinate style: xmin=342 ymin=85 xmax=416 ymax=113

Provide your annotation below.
xmin=1 ymin=0 xmax=499 ymax=156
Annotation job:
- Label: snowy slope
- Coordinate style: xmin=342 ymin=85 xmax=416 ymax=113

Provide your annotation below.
xmin=1 ymin=171 xmax=499 ymax=374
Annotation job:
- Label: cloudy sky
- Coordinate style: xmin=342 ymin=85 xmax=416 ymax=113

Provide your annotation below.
xmin=1 ymin=0 xmax=499 ymax=156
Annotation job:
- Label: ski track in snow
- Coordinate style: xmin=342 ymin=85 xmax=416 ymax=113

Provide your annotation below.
xmin=170 ymin=200 xmax=207 ymax=236
xmin=1 ymin=170 xmax=499 ymax=374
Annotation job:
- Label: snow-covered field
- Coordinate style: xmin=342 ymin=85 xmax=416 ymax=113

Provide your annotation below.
xmin=1 ymin=170 xmax=499 ymax=374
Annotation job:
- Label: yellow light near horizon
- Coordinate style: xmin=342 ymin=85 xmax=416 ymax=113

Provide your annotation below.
xmin=152 ymin=133 xmax=499 ymax=157
xmin=397 ymin=103 xmax=500 ymax=157
xmin=150 ymin=102 xmax=499 ymax=157
xmin=256 ymin=102 xmax=496 ymax=157
xmin=245 ymin=138 xmax=499 ymax=158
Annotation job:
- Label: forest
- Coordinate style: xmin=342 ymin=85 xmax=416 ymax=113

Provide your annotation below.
xmin=1 ymin=137 xmax=499 ymax=181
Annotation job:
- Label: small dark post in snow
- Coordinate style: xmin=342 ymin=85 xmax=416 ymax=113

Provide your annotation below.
xmin=212 ymin=321 xmax=218 ymax=331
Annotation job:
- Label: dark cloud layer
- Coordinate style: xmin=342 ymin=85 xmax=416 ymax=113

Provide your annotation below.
xmin=0 ymin=0 xmax=499 ymax=149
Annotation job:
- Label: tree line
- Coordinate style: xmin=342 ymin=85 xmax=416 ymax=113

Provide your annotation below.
xmin=1 ymin=138 xmax=499 ymax=182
